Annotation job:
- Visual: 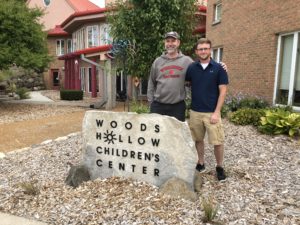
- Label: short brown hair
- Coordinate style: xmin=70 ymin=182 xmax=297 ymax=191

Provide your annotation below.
xmin=196 ymin=38 xmax=212 ymax=48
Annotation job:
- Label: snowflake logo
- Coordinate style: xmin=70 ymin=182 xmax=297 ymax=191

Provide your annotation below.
xmin=103 ymin=130 xmax=117 ymax=144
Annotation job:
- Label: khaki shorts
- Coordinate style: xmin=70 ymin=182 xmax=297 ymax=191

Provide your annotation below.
xmin=189 ymin=110 xmax=225 ymax=145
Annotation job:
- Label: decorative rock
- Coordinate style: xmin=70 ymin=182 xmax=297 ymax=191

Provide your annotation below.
xmin=65 ymin=165 xmax=91 ymax=188
xmin=0 ymin=152 xmax=5 ymax=159
xmin=55 ymin=136 xmax=68 ymax=142
xmin=82 ymin=111 xmax=197 ymax=187
xmin=41 ymin=140 xmax=52 ymax=145
xmin=194 ymin=171 xmax=204 ymax=192
xmin=160 ymin=177 xmax=198 ymax=202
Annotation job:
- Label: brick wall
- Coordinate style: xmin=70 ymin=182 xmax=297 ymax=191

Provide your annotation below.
xmin=206 ymin=0 xmax=300 ymax=103
xmin=43 ymin=37 xmax=67 ymax=89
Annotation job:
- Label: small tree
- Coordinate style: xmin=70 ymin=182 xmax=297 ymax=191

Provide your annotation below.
xmin=0 ymin=0 xmax=51 ymax=72
xmin=108 ymin=0 xmax=199 ymax=80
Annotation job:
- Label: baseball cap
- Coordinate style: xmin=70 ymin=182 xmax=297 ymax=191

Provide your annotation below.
xmin=164 ymin=31 xmax=180 ymax=39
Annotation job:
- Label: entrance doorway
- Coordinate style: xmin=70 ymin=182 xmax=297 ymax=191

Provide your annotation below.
xmin=52 ymin=70 xmax=60 ymax=89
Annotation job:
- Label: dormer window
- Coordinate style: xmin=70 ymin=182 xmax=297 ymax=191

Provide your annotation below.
xmin=44 ymin=0 xmax=51 ymax=6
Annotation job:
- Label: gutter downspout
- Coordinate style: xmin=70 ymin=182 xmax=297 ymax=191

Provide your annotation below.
xmin=80 ymin=54 xmax=107 ymax=108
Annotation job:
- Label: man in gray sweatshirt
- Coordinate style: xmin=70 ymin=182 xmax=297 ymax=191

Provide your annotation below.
xmin=147 ymin=31 xmax=193 ymax=122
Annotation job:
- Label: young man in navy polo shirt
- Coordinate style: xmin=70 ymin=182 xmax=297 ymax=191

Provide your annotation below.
xmin=186 ymin=38 xmax=229 ymax=181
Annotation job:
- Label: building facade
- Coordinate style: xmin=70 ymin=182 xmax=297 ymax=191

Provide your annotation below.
xmin=27 ymin=0 xmax=207 ymax=109
xmin=26 ymin=0 xmax=108 ymax=90
xmin=58 ymin=8 xmax=116 ymax=108
xmin=206 ymin=0 xmax=300 ymax=110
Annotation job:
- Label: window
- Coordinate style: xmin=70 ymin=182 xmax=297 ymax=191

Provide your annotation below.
xmin=88 ymin=68 xmax=92 ymax=92
xmin=56 ymin=39 xmax=65 ymax=56
xmin=44 ymin=0 xmax=51 ymax=6
xmin=87 ymin=25 xmax=99 ymax=47
xmin=274 ymin=31 xmax=300 ymax=108
xmin=213 ymin=2 xmax=222 ymax=23
xmin=100 ymin=24 xmax=112 ymax=45
xmin=88 ymin=67 xmax=99 ymax=93
xmin=80 ymin=67 xmax=86 ymax=92
xmin=116 ymin=70 xmax=126 ymax=100
xmin=139 ymin=79 xmax=148 ymax=96
xmin=72 ymin=28 xmax=85 ymax=51
xmin=212 ymin=47 xmax=223 ymax=62
xmin=67 ymin=39 xmax=72 ymax=53
xmin=52 ymin=70 xmax=59 ymax=87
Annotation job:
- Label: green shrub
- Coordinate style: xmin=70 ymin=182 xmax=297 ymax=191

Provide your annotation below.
xmin=229 ymin=108 xmax=266 ymax=126
xmin=202 ymin=196 xmax=219 ymax=223
xmin=6 ymin=82 xmax=16 ymax=93
xmin=16 ymin=87 xmax=30 ymax=99
xmin=239 ymin=97 xmax=269 ymax=109
xmin=18 ymin=181 xmax=39 ymax=195
xmin=221 ymin=104 xmax=231 ymax=118
xmin=258 ymin=108 xmax=300 ymax=137
xmin=130 ymin=101 xmax=149 ymax=114
xmin=0 ymin=69 xmax=12 ymax=82
xmin=222 ymin=94 xmax=269 ymax=118
xmin=185 ymin=98 xmax=191 ymax=118
xmin=60 ymin=89 xmax=83 ymax=101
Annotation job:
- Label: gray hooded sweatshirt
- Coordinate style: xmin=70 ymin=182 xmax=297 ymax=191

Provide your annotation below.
xmin=147 ymin=52 xmax=193 ymax=104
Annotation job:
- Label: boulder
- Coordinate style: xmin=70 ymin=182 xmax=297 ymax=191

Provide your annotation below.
xmin=65 ymin=165 xmax=91 ymax=188
xmin=160 ymin=177 xmax=198 ymax=202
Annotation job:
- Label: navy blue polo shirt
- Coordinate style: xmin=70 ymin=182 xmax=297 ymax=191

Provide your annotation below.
xmin=186 ymin=59 xmax=229 ymax=112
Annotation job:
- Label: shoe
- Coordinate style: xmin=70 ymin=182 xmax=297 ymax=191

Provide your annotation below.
xmin=216 ymin=166 xmax=226 ymax=181
xmin=195 ymin=163 xmax=206 ymax=173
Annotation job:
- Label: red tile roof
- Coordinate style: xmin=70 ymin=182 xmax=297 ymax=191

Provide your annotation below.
xmin=58 ymin=44 xmax=112 ymax=59
xmin=61 ymin=8 xmax=108 ymax=28
xmin=47 ymin=25 xmax=69 ymax=37
xmin=199 ymin=5 xmax=207 ymax=12
xmin=67 ymin=0 xmax=100 ymax=12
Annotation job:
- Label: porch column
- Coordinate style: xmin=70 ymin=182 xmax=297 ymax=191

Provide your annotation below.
xmin=64 ymin=60 xmax=69 ymax=89
xmin=70 ymin=59 xmax=75 ymax=89
xmin=74 ymin=58 xmax=80 ymax=90
xmin=68 ymin=59 xmax=72 ymax=89
xmin=105 ymin=60 xmax=116 ymax=109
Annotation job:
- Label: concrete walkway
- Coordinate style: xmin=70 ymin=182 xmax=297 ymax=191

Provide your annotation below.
xmin=0 ymin=212 xmax=48 ymax=225
xmin=3 ymin=91 xmax=95 ymax=108
xmin=22 ymin=91 xmax=54 ymax=102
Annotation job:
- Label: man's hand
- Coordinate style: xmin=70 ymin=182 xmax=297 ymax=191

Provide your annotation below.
xmin=210 ymin=112 xmax=220 ymax=124
xmin=220 ymin=62 xmax=228 ymax=72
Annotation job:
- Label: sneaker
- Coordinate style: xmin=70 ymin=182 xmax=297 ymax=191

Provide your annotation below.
xmin=195 ymin=163 xmax=206 ymax=173
xmin=216 ymin=166 xmax=226 ymax=181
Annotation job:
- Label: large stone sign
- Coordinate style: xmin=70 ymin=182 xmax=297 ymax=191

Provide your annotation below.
xmin=82 ymin=111 xmax=197 ymax=187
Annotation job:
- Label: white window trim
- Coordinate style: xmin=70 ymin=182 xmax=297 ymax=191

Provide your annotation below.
xmin=274 ymin=31 xmax=300 ymax=111
xmin=67 ymin=39 xmax=72 ymax=53
xmin=56 ymin=39 xmax=64 ymax=56
xmin=212 ymin=47 xmax=223 ymax=63
xmin=87 ymin=25 xmax=99 ymax=48
xmin=80 ymin=67 xmax=86 ymax=92
xmin=213 ymin=2 xmax=222 ymax=23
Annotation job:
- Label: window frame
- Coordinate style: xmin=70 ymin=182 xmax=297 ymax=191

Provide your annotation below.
xmin=44 ymin=0 xmax=51 ymax=6
xmin=100 ymin=24 xmax=112 ymax=45
xmin=80 ymin=67 xmax=86 ymax=92
xmin=87 ymin=25 xmax=99 ymax=48
xmin=274 ymin=31 xmax=300 ymax=110
xmin=212 ymin=47 xmax=223 ymax=63
xmin=66 ymin=39 xmax=72 ymax=53
xmin=213 ymin=2 xmax=222 ymax=24
xmin=56 ymin=39 xmax=65 ymax=56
